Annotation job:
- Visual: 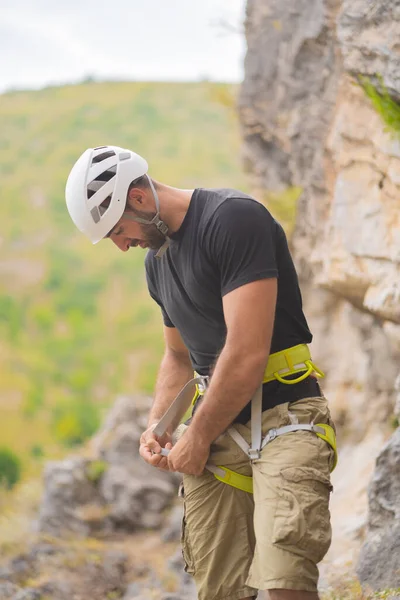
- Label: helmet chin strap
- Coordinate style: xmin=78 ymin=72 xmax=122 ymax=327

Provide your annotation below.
xmin=122 ymin=175 xmax=170 ymax=258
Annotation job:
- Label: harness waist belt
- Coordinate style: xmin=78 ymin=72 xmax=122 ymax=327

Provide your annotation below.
xmin=153 ymin=344 xmax=337 ymax=495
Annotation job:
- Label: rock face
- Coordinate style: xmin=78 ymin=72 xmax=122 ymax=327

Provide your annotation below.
xmin=357 ymin=429 xmax=400 ymax=589
xmin=239 ymin=0 xmax=400 ymax=587
xmin=38 ymin=396 xmax=178 ymax=536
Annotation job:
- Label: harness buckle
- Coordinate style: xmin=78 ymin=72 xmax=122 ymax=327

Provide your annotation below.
xmin=156 ymin=220 xmax=169 ymax=236
xmin=268 ymin=428 xmax=278 ymax=442
xmin=197 ymin=376 xmax=209 ymax=394
xmin=247 ymin=448 xmax=261 ymax=461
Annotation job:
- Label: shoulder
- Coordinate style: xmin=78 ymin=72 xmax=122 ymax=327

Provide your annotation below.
xmin=216 ymin=194 xmax=273 ymax=219
xmin=197 ymin=188 xmax=274 ymax=227
xmin=205 ymin=191 xmax=277 ymax=235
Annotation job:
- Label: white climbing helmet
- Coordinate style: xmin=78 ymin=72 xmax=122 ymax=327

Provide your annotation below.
xmin=65 ymin=145 xmax=149 ymax=244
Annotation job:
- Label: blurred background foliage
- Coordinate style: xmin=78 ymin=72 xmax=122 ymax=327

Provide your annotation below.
xmin=0 ymin=80 xmax=254 ymax=484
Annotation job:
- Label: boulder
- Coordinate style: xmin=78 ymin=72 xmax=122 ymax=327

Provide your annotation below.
xmin=357 ymin=429 xmax=400 ymax=589
xmin=38 ymin=395 xmax=178 ymax=537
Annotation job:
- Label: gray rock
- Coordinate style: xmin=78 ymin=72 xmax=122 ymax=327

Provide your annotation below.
xmin=0 ymin=582 xmax=20 ymax=600
xmin=357 ymin=429 xmax=400 ymax=589
xmin=162 ymin=504 xmax=183 ymax=542
xmin=12 ymin=590 xmax=41 ymax=600
xmin=37 ymin=395 xmax=179 ymax=538
xmin=338 ymin=0 xmax=400 ymax=90
xmin=35 ymin=580 xmax=73 ymax=600
xmin=123 ymin=582 xmax=143 ymax=598
xmin=122 ymin=575 xmax=163 ymax=600
xmin=0 ymin=566 xmax=13 ymax=581
xmin=166 ymin=549 xmax=197 ymax=600
xmin=37 ymin=456 xmax=102 ymax=536
xmin=167 ymin=548 xmax=185 ymax=576
xmin=395 ymin=374 xmax=400 ymax=422
xmin=239 ymin=0 xmax=400 ymax=589
xmin=239 ymin=0 xmax=341 ymax=191
xmin=0 ymin=555 xmax=36 ymax=586
xmin=101 ymin=467 xmax=175 ymax=530
xmin=177 ymin=572 xmax=197 ymax=600
xmin=90 ymin=395 xmax=151 ymax=464
xmin=102 ymin=550 xmax=128 ymax=589
xmin=28 ymin=543 xmax=58 ymax=559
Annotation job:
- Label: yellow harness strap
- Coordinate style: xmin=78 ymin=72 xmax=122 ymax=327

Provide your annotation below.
xmin=194 ymin=344 xmax=336 ymax=492
xmin=211 ymin=466 xmax=254 ymax=494
xmin=155 ymin=344 xmax=337 ymax=495
xmin=314 ymin=423 xmax=338 ymax=471
xmin=212 ymin=421 xmax=337 ymax=494
xmin=263 ymin=343 xmax=325 ymax=384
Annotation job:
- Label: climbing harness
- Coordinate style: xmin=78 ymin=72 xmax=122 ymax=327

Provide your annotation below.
xmin=153 ymin=344 xmax=338 ymax=494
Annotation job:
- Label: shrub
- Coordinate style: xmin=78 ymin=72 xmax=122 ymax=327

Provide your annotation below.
xmin=86 ymin=460 xmax=108 ymax=484
xmin=52 ymin=401 xmax=101 ymax=447
xmin=30 ymin=444 xmax=44 ymax=459
xmin=0 ymin=447 xmax=22 ymax=489
xmin=358 ymin=75 xmax=400 ymax=137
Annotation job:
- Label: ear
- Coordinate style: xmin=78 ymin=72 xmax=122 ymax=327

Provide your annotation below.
xmin=127 ymin=186 xmax=145 ymax=209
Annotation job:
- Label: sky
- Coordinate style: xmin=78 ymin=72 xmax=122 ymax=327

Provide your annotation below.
xmin=0 ymin=0 xmax=247 ymax=93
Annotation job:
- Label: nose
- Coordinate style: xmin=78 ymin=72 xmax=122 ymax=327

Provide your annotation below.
xmin=111 ymin=237 xmax=130 ymax=252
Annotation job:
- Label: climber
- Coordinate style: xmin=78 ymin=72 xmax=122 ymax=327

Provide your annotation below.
xmin=65 ymin=145 xmax=337 ymax=600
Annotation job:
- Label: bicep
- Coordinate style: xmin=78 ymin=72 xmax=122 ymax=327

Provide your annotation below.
xmin=222 ymin=278 xmax=277 ymax=358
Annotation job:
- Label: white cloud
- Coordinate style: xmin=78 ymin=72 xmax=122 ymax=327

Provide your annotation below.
xmin=0 ymin=0 xmax=246 ymax=92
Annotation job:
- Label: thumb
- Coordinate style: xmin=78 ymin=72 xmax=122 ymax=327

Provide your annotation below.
xmin=146 ymin=437 xmax=161 ymax=453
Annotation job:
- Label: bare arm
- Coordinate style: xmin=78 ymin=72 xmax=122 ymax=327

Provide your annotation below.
xmin=189 ymin=278 xmax=277 ymax=445
xmin=140 ymin=326 xmax=193 ymax=469
xmin=147 ymin=326 xmax=193 ymax=430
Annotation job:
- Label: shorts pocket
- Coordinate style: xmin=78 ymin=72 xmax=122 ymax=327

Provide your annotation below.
xmin=181 ymin=495 xmax=195 ymax=575
xmin=272 ymin=466 xmax=333 ymax=564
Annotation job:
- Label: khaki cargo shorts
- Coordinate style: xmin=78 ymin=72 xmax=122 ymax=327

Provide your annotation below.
xmin=180 ymin=395 xmax=335 ymax=600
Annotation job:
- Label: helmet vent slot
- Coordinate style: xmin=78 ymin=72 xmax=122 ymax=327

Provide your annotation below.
xmin=87 ymin=165 xmax=116 ymax=200
xmin=91 ymin=150 xmax=116 ymax=163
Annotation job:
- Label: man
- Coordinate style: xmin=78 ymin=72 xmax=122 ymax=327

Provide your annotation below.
xmin=66 ymin=145 xmax=336 ymax=600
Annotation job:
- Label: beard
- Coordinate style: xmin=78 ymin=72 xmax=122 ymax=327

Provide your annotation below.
xmin=129 ymin=207 xmax=167 ymax=251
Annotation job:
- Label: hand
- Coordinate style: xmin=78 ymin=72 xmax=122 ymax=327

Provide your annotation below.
xmin=139 ymin=424 xmax=173 ymax=471
xmin=167 ymin=430 xmax=210 ymax=476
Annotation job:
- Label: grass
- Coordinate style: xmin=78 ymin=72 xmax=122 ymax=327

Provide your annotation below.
xmin=358 ymin=75 xmax=400 ymax=138
xmin=321 ymin=576 xmax=400 ymax=600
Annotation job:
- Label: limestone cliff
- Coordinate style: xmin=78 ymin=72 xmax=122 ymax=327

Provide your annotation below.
xmin=239 ymin=0 xmax=400 ymax=586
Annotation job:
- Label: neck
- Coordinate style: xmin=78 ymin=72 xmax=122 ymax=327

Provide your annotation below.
xmin=156 ymin=184 xmax=194 ymax=235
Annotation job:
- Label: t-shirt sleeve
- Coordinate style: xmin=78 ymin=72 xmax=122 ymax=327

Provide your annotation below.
xmin=145 ymin=256 xmax=175 ymax=328
xmin=205 ymin=197 xmax=278 ymax=297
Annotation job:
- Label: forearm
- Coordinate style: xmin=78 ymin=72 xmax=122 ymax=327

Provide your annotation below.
xmin=189 ymin=345 xmax=269 ymax=445
xmin=148 ymin=349 xmax=193 ymax=430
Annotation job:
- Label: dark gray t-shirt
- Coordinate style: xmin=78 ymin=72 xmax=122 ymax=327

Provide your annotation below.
xmin=145 ymin=188 xmax=314 ymax=422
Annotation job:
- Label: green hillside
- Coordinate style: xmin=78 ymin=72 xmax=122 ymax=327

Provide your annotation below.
xmin=0 ymin=80 xmax=250 ymax=480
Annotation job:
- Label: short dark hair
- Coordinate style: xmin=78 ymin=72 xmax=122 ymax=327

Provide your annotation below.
xmin=127 ymin=174 xmax=157 ymax=193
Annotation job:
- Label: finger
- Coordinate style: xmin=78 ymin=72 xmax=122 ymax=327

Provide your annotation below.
xmin=140 ymin=444 xmax=170 ymax=470
xmin=155 ymin=456 xmax=170 ymax=471
xmin=148 ymin=451 xmax=170 ymax=470
xmin=139 ymin=444 xmax=155 ymax=462
xmin=146 ymin=438 xmax=161 ymax=453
